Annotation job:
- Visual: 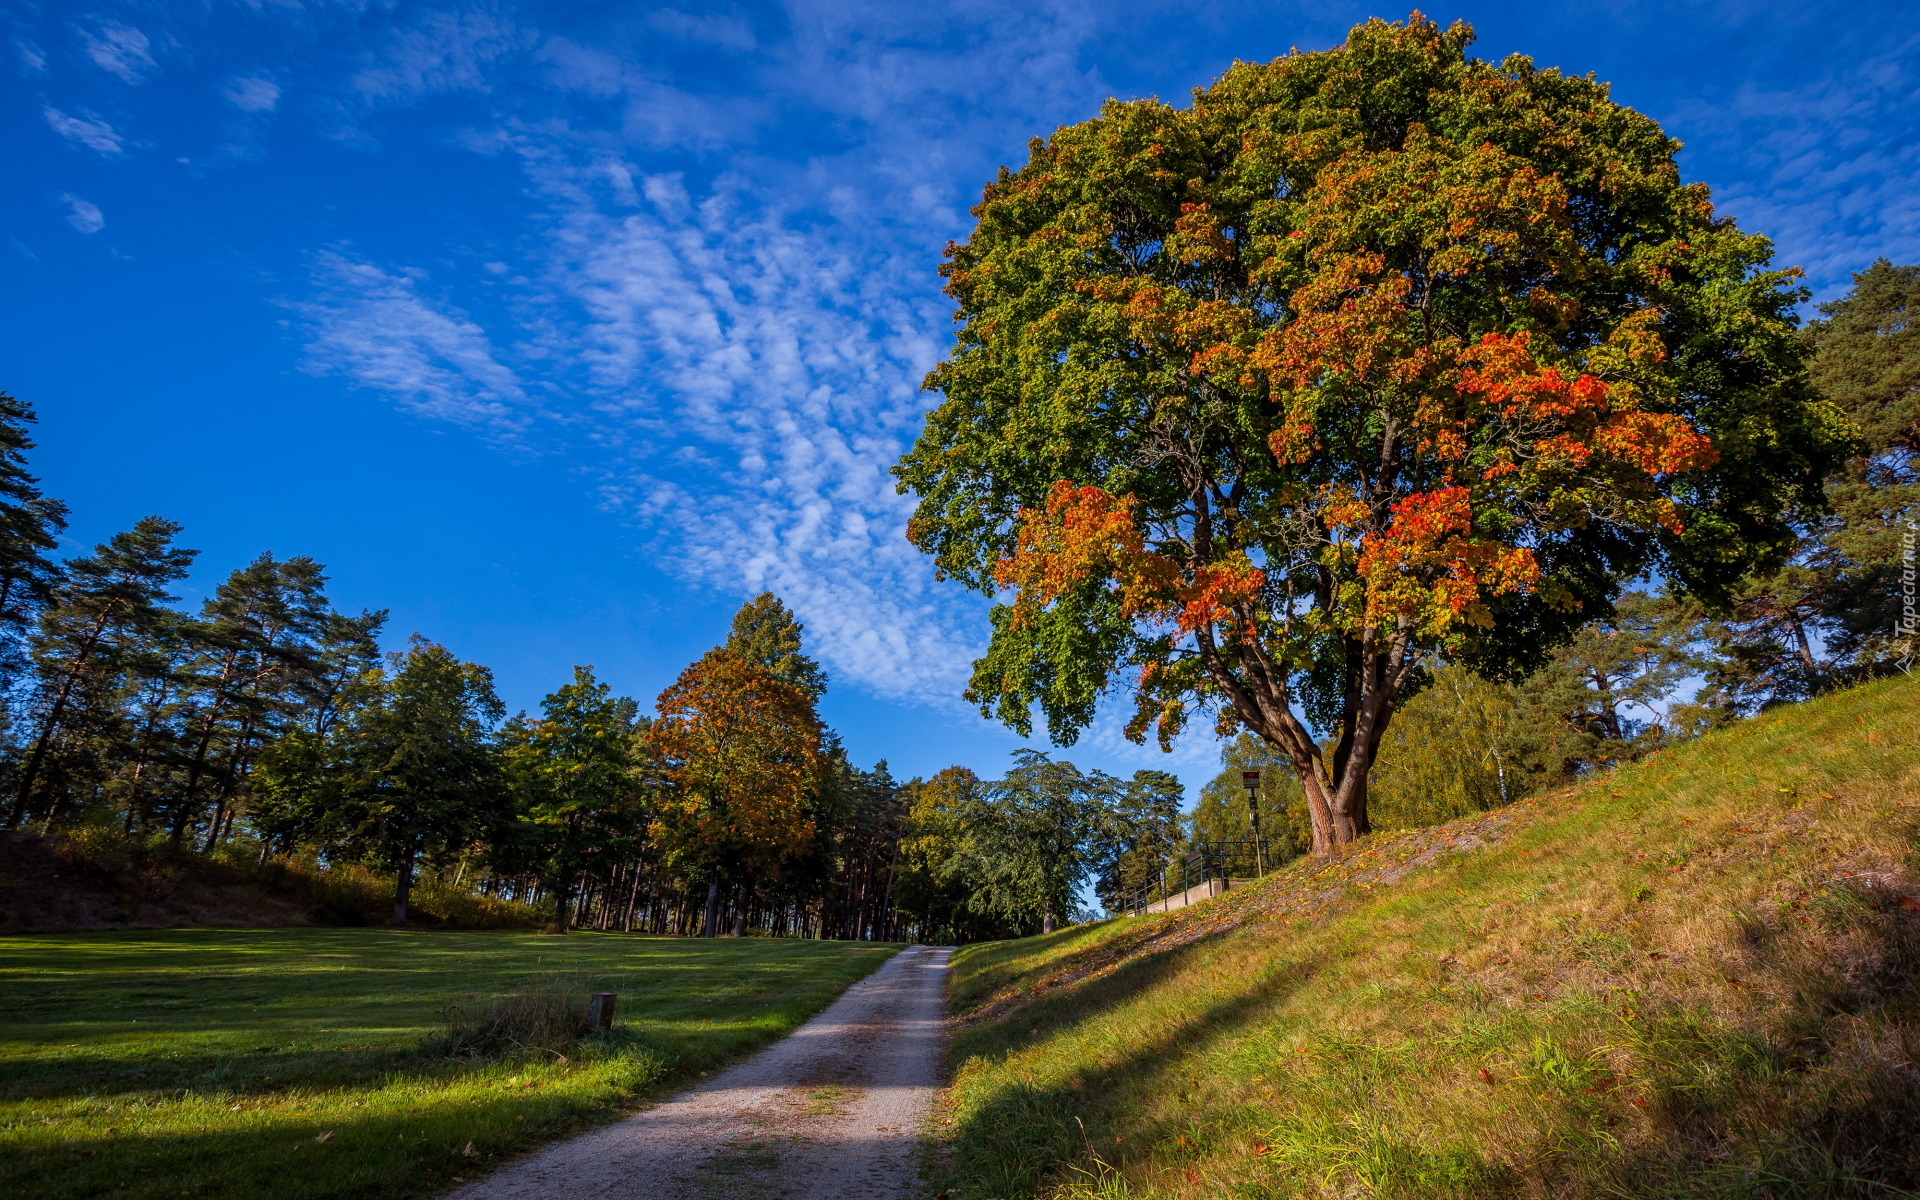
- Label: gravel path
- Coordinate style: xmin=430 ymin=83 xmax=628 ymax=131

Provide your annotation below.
xmin=453 ymin=944 xmax=952 ymax=1200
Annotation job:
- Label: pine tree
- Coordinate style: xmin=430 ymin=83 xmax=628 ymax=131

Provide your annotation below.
xmin=167 ymin=555 xmax=333 ymax=849
xmin=963 ymin=751 xmax=1112 ymax=935
xmin=1806 ymin=260 xmax=1920 ymax=672
xmin=10 ymin=518 xmax=196 ymax=829
xmin=0 ymin=394 xmax=68 ymax=702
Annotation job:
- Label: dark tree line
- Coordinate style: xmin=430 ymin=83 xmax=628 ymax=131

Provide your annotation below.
xmin=0 ymin=415 xmax=1151 ymax=941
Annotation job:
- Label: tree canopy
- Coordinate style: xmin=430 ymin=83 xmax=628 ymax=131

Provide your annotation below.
xmin=497 ymin=666 xmax=645 ymax=933
xmin=647 ymin=647 xmax=825 ymax=936
xmin=895 ymin=14 xmax=1849 ymax=852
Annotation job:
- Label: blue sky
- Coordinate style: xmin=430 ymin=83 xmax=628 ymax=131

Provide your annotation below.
xmin=4 ymin=0 xmax=1918 ymax=798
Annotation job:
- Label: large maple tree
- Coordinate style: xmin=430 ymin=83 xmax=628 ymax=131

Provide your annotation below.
xmin=895 ymin=15 xmax=1849 ymax=853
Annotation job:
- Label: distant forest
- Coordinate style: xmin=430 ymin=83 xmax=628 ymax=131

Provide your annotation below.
xmin=2 ymin=261 xmax=1913 ymax=940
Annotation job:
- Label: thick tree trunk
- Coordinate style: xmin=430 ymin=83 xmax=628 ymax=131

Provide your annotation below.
xmin=701 ymin=878 xmax=722 ymax=938
xmin=1042 ymin=900 xmax=1056 ymax=935
xmin=731 ymin=878 xmax=751 ymax=937
xmin=549 ymin=873 xmax=574 ymax=934
xmin=391 ymin=843 xmax=417 ymax=926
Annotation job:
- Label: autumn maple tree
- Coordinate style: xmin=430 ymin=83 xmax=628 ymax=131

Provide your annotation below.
xmin=895 ymin=14 xmax=1849 ymax=853
xmin=647 ymin=648 xmax=824 ymax=936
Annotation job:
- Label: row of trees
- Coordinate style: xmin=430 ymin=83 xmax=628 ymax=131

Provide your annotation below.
xmin=0 ymin=424 xmax=1170 ymax=940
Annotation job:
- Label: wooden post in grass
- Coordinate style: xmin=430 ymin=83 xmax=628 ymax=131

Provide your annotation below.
xmin=587 ymin=993 xmax=616 ymax=1030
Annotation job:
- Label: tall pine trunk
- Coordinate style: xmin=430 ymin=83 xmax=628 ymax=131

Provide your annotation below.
xmin=549 ymin=873 xmax=574 ymax=934
xmin=391 ymin=842 xmax=417 ymax=926
xmin=701 ymin=878 xmax=722 ymax=938
xmin=11 ymin=650 xmax=94 ymax=827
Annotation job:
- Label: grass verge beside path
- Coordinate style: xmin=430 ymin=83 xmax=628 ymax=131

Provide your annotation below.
xmin=937 ymin=676 xmax=1920 ymax=1199
xmin=0 ymin=930 xmax=900 ymax=1199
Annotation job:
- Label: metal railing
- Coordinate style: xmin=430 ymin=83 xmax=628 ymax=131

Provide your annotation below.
xmin=1109 ymin=839 xmax=1269 ymax=917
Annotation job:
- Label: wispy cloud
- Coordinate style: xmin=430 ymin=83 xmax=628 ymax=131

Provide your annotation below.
xmin=351 ymin=9 xmax=534 ymax=103
xmin=511 ymin=149 xmax=980 ymax=701
xmin=76 ymin=20 xmax=155 ymax=84
xmin=42 ymin=105 xmax=123 ymax=155
xmin=61 ymin=193 xmax=103 ymax=234
xmin=14 ymin=37 xmax=47 ymax=75
xmin=298 ymin=250 xmax=532 ymax=432
xmin=223 ymin=74 xmax=281 ymax=112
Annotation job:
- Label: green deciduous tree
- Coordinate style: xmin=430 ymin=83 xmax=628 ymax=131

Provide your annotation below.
xmin=1190 ymin=734 xmax=1310 ymax=864
xmin=895 ymin=14 xmax=1848 ymax=855
xmin=896 ymin=767 xmax=1019 ymax=943
xmin=288 ymin=637 xmax=506 ymax=924
xmin=498 ymin=666 xmax=646 ymax=934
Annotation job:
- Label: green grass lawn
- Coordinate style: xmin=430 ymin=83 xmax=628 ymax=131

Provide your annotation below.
xmin=0 ymin=929 xmax=900 ymax=1199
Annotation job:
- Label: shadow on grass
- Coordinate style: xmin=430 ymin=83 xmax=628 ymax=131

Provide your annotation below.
xmin=1 ymin=1011 xmax=828 ymax=1105
xmin=946 ymin=921 xmax=1322 ymax=1200
xmin=2 ymin=1085 xmax=624 ymax=1200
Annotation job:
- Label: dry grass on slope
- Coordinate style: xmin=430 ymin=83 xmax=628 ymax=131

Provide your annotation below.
xmin=935 ymin=676 xmax=1920 ymax=1200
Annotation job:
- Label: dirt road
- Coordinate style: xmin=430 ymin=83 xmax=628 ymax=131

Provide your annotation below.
xmin=453 ymin=944 xmax=952 ymax=1200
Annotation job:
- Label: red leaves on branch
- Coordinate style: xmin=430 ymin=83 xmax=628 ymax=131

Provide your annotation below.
xmin=996 ymin=481 xmax=1262 ymax=639
xmin=1357 ymin=488 xmax=1540 ymax=632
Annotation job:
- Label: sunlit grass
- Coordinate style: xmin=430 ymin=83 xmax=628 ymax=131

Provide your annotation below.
xmin=0 ymin=929 xmax=898 ymax=1199
xmin=938 ymin=675 xmax=1920 ymax=1199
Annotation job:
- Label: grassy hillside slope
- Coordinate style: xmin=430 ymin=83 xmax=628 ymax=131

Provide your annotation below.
xmin=937 ymin=676 xmax=1920 ymax=1200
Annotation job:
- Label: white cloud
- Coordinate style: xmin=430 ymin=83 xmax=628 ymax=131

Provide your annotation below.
xmin=223 ymin=74 xmax=281 ymax=112
xmin=77 ymin=20 xmax=155 ymax=84
xmin=61 ymin=194 xmax=103 ymax=234
xmin=14 ymin=38 xmax=47 ymax=75
xmin=42 ymin=105 xmax=123 ymax=155
xmin=351 ymin=9 xmax=534 ymax=103
xmin=524 ymin=154 xmax=982 ymax=702
xmin=298 ymin=250 xmax=531 ymax=432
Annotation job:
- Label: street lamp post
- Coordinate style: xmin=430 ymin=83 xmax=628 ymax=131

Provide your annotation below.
xmin=1242 ymin=770 xmax=1264 ymax=876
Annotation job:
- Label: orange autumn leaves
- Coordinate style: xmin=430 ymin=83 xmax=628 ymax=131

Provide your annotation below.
xmin=1354 ymin=486 xmax=1538 ymax=632
xmin=993 ymin=483 xmax=1264 ymax=640
xmin=647 ymin=649 xmax=821 ymax=874
xmin=1459 ymin=330 xmax=1718 ymax=486
xmin=996 ymin=319 xmax=1718 ymax=643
